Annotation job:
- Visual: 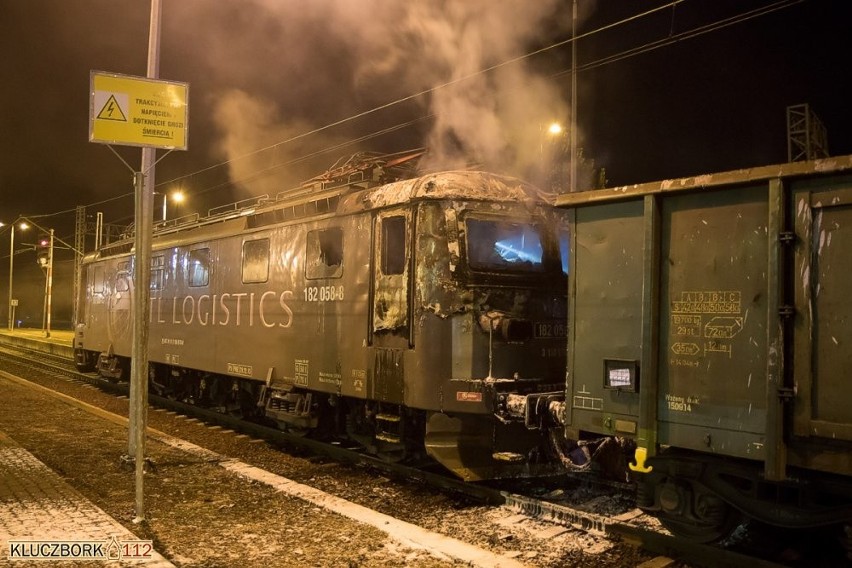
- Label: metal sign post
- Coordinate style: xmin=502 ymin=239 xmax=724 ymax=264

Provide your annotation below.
xmin=87 ymin=0 xmax=188 ymax=523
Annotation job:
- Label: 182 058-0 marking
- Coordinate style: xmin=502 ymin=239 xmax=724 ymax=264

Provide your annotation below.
xmin=304 ymin=285 xmax=345 ymax=302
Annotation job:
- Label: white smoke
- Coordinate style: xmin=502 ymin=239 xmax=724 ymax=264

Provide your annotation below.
xmin=212 ymin=90 xmax=348 ymax=196
xmin=170 ymin=0 xmax=582 ymax=195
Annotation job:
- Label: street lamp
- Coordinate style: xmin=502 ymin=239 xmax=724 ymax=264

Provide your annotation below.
xmin=161 ymin=189 xmax=186 ymax=221
xmin=542 ymin=121 xmax=568 ymax=193
xmin=171 ymin=190 xmax=185 ymax=218
xmin=4 ymin=221 xmax=28 ymax=330
xmin=12 ymin=218 xmax=78 ymax=338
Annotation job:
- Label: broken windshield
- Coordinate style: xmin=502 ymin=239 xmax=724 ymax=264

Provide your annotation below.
xmin=465 ymin=218 xmax=545 ymax=272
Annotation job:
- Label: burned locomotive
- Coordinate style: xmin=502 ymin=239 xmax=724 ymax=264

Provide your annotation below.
xmin=74 ymin=153 xmax=568 ymax=480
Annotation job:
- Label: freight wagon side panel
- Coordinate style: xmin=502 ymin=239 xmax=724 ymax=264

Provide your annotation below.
xmin=792 ymin=176 xmax=852 ymax=451
xmin=566 ymin=199 xmax=643 ymax=437
xmin=657 ymin=187 xmax=769 ymax=459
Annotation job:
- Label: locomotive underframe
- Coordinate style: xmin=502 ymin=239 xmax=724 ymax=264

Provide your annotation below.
xmin=81 ymin=347 xmax=565 ymax=475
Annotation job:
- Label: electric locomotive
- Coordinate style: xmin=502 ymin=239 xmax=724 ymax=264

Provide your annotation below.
xmin=74 ymin=152 xmax=568 ymax=480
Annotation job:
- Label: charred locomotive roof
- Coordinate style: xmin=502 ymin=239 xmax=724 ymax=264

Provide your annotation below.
xmin=88 ymin=157 xmax=552 ymax=262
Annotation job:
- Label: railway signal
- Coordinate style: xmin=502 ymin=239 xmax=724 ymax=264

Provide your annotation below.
xmin=36 ymin=234 xmax=51 ymax=266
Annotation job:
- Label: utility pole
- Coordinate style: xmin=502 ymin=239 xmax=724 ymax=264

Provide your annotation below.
xmin=128 ymin=0 xmax=161 ymax=524
xmin=74 ymin=206 xmax=86 ymax=326
xmin=787 ymin=103 xmax=829 ymax=162
xmin=88 ymin=0 xmax=186 ymax=525
xmin=7 ymin=225 xmax=14 ymax=330
xmin=46 ymin=229 xmax=54 ymax=338
xmin=569 ymin=0 xmax=578 ymax=193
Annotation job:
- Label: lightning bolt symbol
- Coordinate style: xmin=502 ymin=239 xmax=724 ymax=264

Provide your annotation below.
xmin=106 ymin=101 xmax=116 ymax=117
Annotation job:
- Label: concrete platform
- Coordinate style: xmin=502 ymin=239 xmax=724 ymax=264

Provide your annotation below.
xmin=0 ymin=328 xmax=74 ymax=358
xmin=0 ymin=430 xmax=173 ymax=566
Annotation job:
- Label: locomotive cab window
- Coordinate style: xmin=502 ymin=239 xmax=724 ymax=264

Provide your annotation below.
xmin=381 ymin=216 xmax=406 ymax=275
xmin=188 ymin=248 xmax=210 ymax=287
xmin=306 ymin=227 xmax=343 ymax=279
xmin=242 ymin=238 xmax=270 ymax=283
xmin=465 ymin=217 xmax=545 ymax=272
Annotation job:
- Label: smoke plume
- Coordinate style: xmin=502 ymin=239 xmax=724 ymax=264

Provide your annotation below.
xmin=170 ymin=0 xmax=580 ymax=195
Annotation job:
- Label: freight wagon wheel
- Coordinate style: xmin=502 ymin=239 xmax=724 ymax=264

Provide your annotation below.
xmin=657 ymin=483 xmax=743 ymax=544
xmin=658 ymin=511 xmax=742 ymax=544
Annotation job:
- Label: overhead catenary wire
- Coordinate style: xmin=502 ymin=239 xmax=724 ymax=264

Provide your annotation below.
xmin=155 ymin=0 xmax=805 ymax=202
xmin=155 ymin=0 xmax=688 ymax=191
xmin=26 ymin=0 xmax=800 ymax=222
xmin=558 ymin=0 xmax=803 ymax=76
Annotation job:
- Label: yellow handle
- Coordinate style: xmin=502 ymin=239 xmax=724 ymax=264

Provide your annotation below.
xmin=628 ymin=446 xmax=653 ymax=473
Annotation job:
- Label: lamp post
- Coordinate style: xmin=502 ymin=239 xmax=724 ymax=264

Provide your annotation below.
xmin=14 ymin=218 xmax=78 ymax=337
xmin=5 ymin=222 xmax=12 ymax=331
xmin=542 ymin=122 xmax=567 ymax=193
xmin=161 ymin=189 xmax=186 ymax=221
xmin=5 ymin=221 xmax=28 ymax=331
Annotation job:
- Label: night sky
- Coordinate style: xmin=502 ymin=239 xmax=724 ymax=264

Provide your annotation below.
xmin=1 ymin=0 xmax=850 ymax=326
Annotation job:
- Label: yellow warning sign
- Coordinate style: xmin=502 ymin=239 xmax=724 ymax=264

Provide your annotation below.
xmin=89 ymin=71 xmax=189 ymax=150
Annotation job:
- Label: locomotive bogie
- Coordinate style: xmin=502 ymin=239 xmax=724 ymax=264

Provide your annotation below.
xmin=75 ymin=170 xmax=569 ymax=479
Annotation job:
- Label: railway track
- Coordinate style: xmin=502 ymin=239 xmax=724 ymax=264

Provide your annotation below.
xmin=0 ymin=343 xmax=799 ymax=567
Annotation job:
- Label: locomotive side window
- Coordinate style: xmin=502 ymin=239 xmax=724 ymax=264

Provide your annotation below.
xmin=465 ymin=218 xmax=545 ymax=272
xmin=150 ymin=255 xmax=165 ymax=290
xmin=242 ymin=238 xmax=270 ymax=283
xmin=306 ymin=228 xmax=343 ymax=279
xmin=92 ymin=266 xmax=104 ymax=295
xmin=188 ymin=248 xmax=210 ymax=287
xmin=381 ymin=216 xmax=406 ymax=275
